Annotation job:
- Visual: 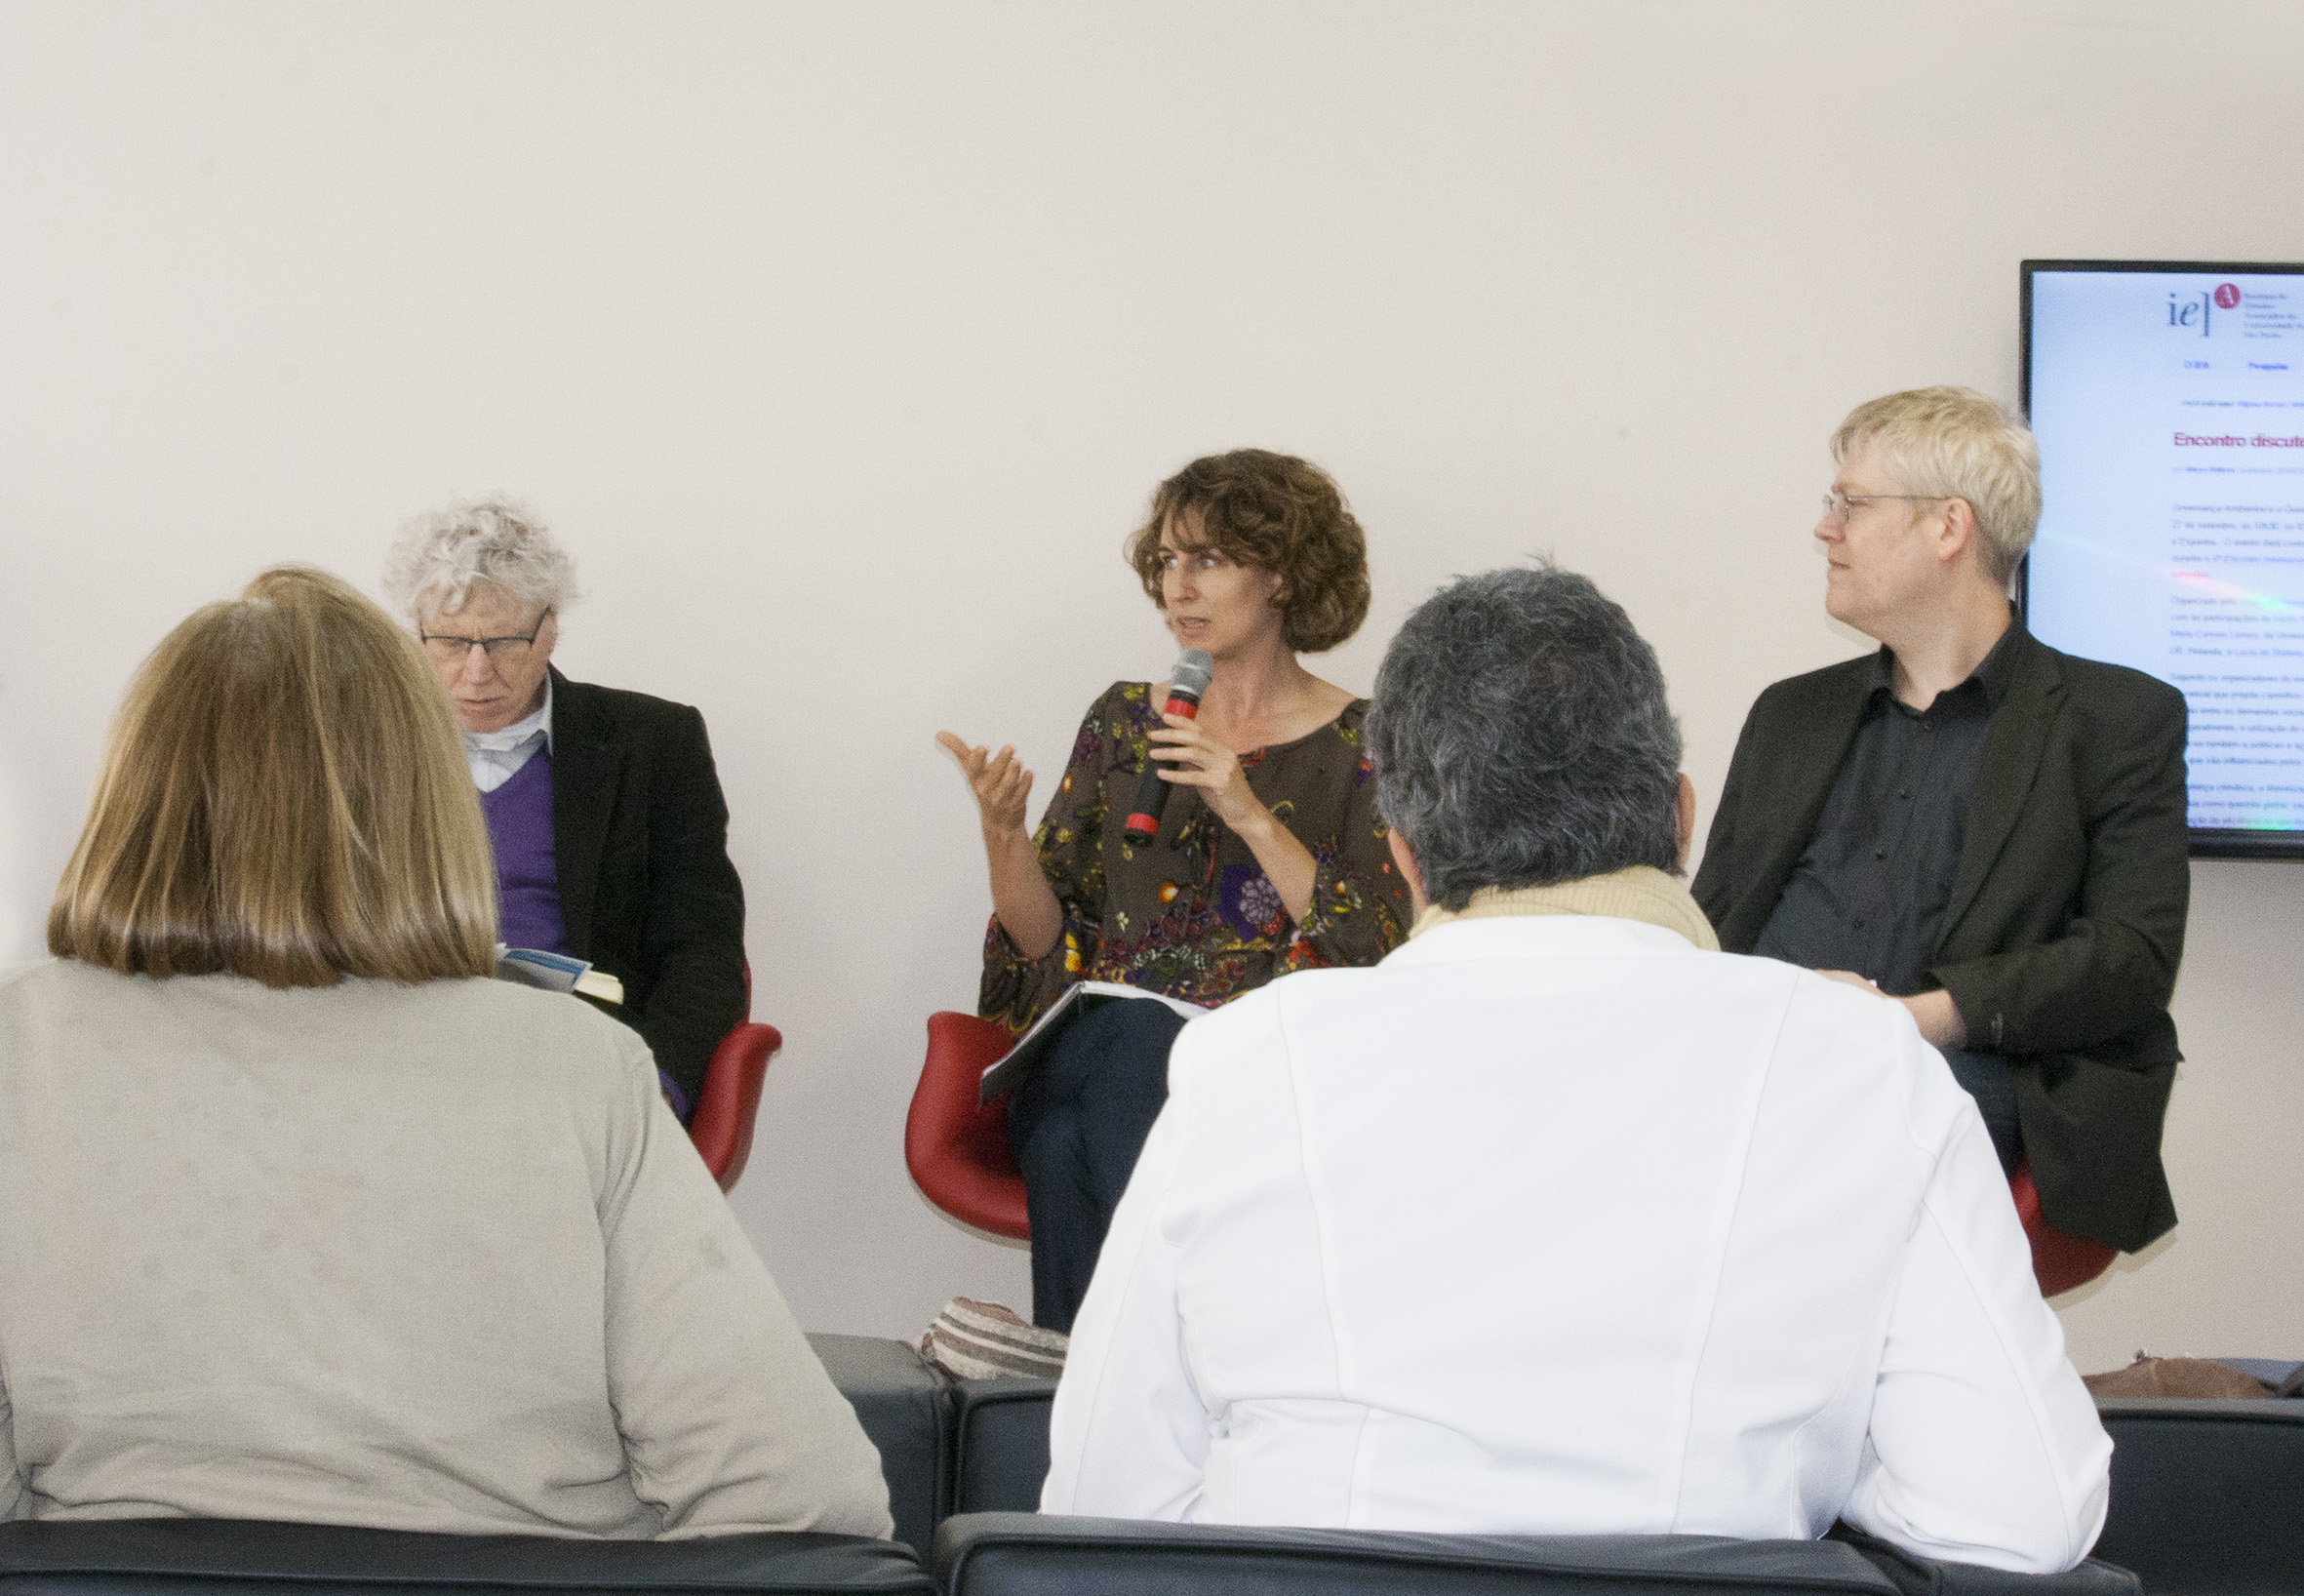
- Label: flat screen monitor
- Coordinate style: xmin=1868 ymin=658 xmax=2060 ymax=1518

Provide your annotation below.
xmin=2022 ymin=259 xmax=2304 ymax=858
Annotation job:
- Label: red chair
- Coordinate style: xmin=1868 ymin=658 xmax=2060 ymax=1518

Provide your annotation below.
xmin=687 ymin=965 xmax=781 ymax=1194
xmin=900 ymin=1012 xmax=2120 ymax=1298
xmin=905 ymin=1011 xmax=1029 ymax=1239
xmin=2009 ymin=1159 xmax=2118 ymax=1297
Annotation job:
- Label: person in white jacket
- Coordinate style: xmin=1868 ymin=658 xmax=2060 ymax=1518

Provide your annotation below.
xmin=1042 ymin=562 xmax=2110 ymax=1574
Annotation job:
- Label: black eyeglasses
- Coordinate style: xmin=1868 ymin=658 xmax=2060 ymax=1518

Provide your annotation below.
xmin=420 ymin=611 xmax=552 ymax=663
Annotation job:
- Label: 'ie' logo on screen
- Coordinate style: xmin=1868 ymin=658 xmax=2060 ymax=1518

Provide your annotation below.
xmin=2167 ymin=284 xmax=2241 ymax=336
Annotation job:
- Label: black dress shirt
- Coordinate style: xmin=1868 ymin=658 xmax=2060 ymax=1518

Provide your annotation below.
xmin=1753 ymin=624 xmax=2023 ymax=997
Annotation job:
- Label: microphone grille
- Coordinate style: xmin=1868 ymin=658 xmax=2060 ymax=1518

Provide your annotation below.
xmin=1172 ymin=650 xmax=1214 ymax=696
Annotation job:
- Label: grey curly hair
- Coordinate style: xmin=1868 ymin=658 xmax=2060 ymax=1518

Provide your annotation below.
xmin=382 ymin=496 xmax=581 ymax=625
xmin=1365 ymin=563 xmax=1684 ymax=910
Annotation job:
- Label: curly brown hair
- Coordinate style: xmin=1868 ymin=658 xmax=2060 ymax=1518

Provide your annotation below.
xmin=1126 ymin=450 xmax=1370 ymax=654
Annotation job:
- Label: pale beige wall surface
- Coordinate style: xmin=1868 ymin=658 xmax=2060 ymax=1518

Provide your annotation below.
xmin=1 ymin=2 xmax=2297 ymax=1373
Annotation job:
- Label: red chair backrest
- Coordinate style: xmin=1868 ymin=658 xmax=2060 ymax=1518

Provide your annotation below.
xmin=690 ymin=1021 xmax=779 ymax=1192
xmin=905 ymin=1011 xmax=1030 ymax=1239
xmin=686 ymin=961 xmax=777 ymax=1193
xmin=2009 ymin=1159 xmax=2118 ymax=1297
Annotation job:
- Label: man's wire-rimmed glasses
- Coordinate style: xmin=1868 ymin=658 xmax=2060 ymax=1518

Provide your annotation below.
xmin=1820 ymin=491 xmax=1947 ymax=528
xmin=1815 ymin=488 xmax=1944 ymax=525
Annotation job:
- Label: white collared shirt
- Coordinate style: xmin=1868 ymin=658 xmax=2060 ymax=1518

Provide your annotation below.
xmin=463 ymin=678 xmax=554 ymax=794
xmin=1045 ymin=908 xmax=2111 ymax=1573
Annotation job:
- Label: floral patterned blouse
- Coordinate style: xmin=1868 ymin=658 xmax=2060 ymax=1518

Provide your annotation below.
xmin=979 ymin=682 xmax=1413 ymax=1032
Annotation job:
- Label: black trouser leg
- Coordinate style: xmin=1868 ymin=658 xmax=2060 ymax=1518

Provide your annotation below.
xmin=1005 ymin=1000 xmax=1188 ymax=1333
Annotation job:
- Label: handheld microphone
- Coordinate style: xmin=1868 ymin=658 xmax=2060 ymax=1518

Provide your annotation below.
xmin=1123 ymin=649 xmax=1214 ymax=846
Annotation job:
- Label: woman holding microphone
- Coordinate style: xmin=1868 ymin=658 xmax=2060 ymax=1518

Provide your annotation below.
xmin=938 ymin=450 xmax=1411 ymax=1333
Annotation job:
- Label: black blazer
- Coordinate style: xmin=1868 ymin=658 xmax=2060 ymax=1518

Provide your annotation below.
xmin=548 ymin=667 xmax=748 ymax=1109
xmin=1691 ymin=627 xmax=2190 ymax=1253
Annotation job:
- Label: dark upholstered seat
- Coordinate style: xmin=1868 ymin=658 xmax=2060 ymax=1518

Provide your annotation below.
xmin=0 ymin=1517 xmax=933 ymax=1596
xmin=2092 ymin=1397 xmax=2304 ymax=1594
xmin=806 ymin=1333 xmax=952 ymax=1556
xmin=950 ymin=1377 xmax=1057 ymax=1517
xmin=934 ymin=1514 xmax=2140 ymax=1596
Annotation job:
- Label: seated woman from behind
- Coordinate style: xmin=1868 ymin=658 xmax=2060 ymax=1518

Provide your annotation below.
xmin=0 ymin=568 xmax=890 ymax=1540
xmin=1043 ymin=565 xmax=2110 ymax=1574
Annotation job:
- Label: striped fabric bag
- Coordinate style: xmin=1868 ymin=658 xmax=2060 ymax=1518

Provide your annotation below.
xmin=920 ymin=1297 xmax=1068 ymax=1380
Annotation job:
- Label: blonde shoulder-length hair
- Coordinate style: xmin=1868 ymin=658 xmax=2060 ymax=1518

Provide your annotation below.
xmin=49 ymin=566 xmax=499 ymax=986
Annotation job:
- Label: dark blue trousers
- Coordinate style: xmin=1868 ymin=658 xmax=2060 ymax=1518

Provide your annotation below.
xmin=1005 ymin=999 xmax=1189 ymax=1334
xmin=1943 ymin=1048 xmax=2024 ymax=1176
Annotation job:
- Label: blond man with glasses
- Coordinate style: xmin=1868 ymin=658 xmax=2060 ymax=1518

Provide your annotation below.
xmin=1693 ymin=386 xmax=2190 ymax=1264
xmin=385 ymin=498 xmax=746 ymax=1121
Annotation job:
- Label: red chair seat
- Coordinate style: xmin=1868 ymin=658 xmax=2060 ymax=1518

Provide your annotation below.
xmin=2010 ymin=1159 xmax=2118 ymax=1297
xmin=905 ymin=1012 xmax=1029 ymax=1239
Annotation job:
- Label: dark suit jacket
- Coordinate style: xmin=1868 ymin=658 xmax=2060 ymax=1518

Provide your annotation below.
xmin=1691 ymin=626 xmax=2189 ymax=1253
xmin=548 ymin=667 xmax=747 ymax=1110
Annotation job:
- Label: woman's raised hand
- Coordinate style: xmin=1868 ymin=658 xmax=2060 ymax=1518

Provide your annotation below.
xmin=936 ymin=731 xmax=1034 ymax=837
xmin=1148 ymin=713 xmax=1265 ymax=832
xmin=936 ymin=730 xmax=1062 ymax=959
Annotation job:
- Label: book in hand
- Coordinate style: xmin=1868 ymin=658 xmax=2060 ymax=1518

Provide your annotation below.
xmin=496 ymin=945 xmax=624 ymax=1006
xmin=977 ymin=980 xmax=1209 ymax=1105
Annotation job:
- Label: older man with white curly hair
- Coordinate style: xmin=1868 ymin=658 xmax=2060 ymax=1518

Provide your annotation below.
xmin=384 ymin=498 xmax=746 ymax=1119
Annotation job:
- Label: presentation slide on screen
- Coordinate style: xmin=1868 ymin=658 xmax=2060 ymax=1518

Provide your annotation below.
xmin=2028 ymin=267 xmax=2304 ymax=834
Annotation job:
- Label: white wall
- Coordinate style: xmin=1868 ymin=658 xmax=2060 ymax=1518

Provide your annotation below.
xmin=2 ymin=0 xmax=2299 ymax=1374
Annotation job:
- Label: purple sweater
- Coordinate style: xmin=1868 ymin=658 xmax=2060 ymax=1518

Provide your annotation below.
xmin=476 ymin=749 xmax=692 ymax=1121
xmin=477 ymin=749 xmax=570 ymax=955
